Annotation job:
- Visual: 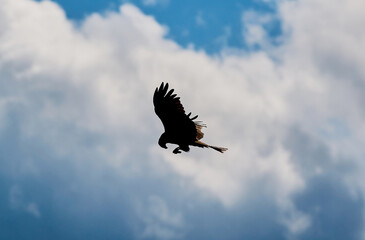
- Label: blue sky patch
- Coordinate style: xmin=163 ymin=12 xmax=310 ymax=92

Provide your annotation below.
xmin=36 ymin=0 xmax=282 ymax=53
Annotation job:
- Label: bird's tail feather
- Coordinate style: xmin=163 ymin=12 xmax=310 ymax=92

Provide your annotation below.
xmin=209 ymin=145 xmax=228 ymax=153
xmin=194 ymin=141 xmax=228 ymax=153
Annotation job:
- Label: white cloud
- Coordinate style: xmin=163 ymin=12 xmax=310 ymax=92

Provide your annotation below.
xmin=137 ymin=195 xmax=184 ymax=239
xmin=214 ymin=26 xmax=231 ymax=48
xmin=278 ymin=0 xmax=365 ymax=163
xmin=242 ymin=10 xmax=273 ymax=47
xmin=1 ymin=0 xmax=365 ymax=238
xmin=142 ymin=0 xmax=169 ymax=7
xmin=195 ymin=11 xmax=205 ymax=27
xmin=280 ymin=203 xmax=311 ymax=235
xmin=9 ymin=185 xmax=41 ymax=218
xmin=26 ymin=202 xmax=41 ymax=218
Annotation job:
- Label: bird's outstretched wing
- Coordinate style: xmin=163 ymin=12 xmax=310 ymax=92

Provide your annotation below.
xmin=153 ymin=82 xmax=198 ymax=140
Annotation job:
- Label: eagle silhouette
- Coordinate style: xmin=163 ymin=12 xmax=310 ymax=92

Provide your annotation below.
xmin=153 ymin=82 xmax=227 ymax=154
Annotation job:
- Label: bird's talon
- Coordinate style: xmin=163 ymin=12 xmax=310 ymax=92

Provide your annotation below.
xmin=173 ymin=148 xmax=181 ymax=154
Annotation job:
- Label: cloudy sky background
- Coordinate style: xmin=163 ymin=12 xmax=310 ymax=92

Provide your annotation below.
xmin=1 ymin=0 xmax=365 ymax=239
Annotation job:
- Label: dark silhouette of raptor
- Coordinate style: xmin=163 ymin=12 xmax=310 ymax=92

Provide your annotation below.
xmin=153 ymin=82 xmax=228 ymax=154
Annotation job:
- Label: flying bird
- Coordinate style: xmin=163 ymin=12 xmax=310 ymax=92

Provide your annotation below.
xmin=153 ymin=82 xmax=228 ymax=154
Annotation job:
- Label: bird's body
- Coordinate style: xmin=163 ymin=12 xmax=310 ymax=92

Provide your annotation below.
xmin=153 ymin=82 xmax=227 ymax=154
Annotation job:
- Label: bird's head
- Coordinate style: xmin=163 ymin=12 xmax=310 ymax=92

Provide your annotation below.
xmin=158 ymin=133 xmax=168 ymax=149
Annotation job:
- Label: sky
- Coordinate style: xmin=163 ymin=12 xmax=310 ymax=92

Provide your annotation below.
xmin=0 ymin=0 xmax=365 ymax=239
